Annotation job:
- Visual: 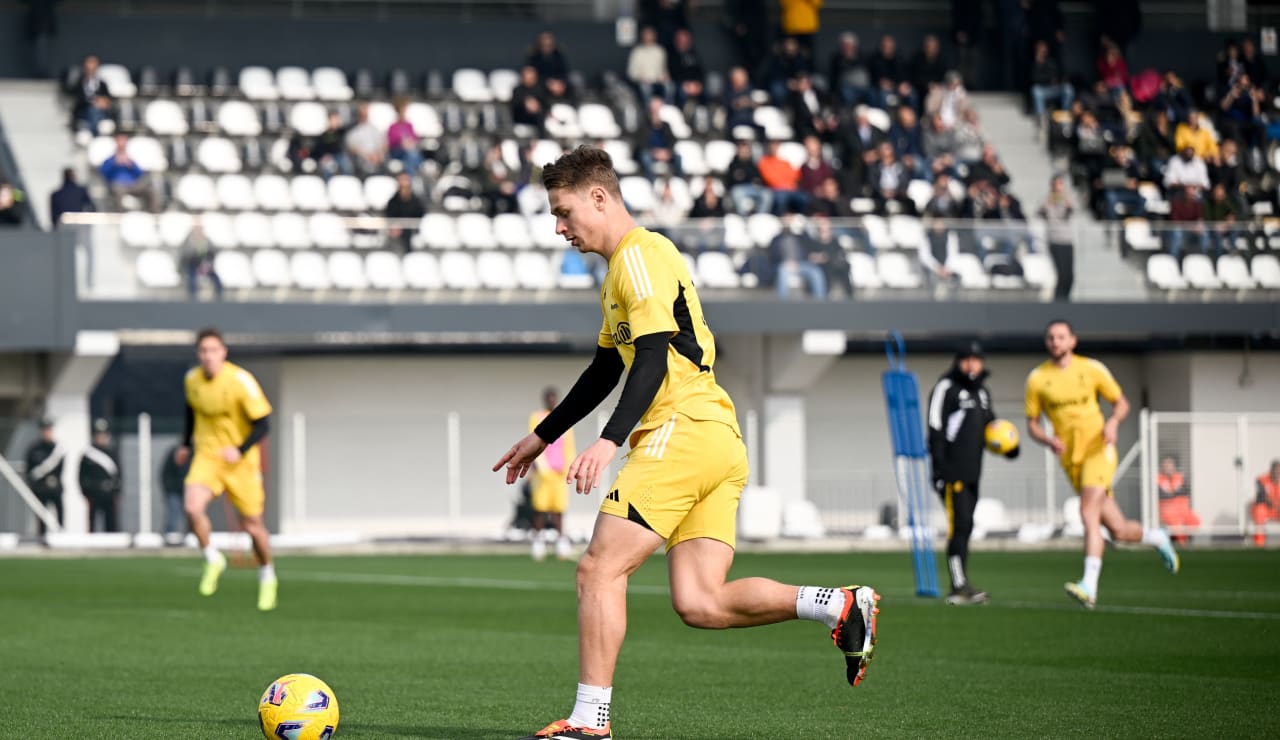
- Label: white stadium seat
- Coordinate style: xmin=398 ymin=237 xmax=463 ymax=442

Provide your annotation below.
xmin=1021 ymin=253 xmax=1056 ymax=289
xmin=217 ymin=100 xmax=262 ymax=137
xmin=888 ymin=215 xmax=924 ymax=249
xmin=659 ymin=104 xmax=691 ymax=139
xmin=703 ymin=140 xmax=736 ymax=174
xmin=545 ymin=103 xmax=582 ymax=140
xmin=328 ymin=251 xmax=368 ymax=289
xmin=365 ymin=251 xmax=406 ymax=290
xmin=144 ymin=100 xmax=189 ymax=136
xmin=1253 ymin=254 xmax=1280 ymax=288
xmin=98 ymin=64 xmax=136 ymax=98
xmin=290 ymin=175 xmax=330 ymax=211
xmin=404 ymin=103 xmax=443 ymax=139
xmin=1181 ymin=253 xmax=1222 ymax=289
xmin=753 ymin=107 xmax=792 ymax=140
xmin=88 ymin=136 xmax=117 ymax=168
xmin=905 ymin=180 xmax=933 ymax=213
xmin=440 ymin=251 xmax=480 ymax=289
xmin=365 ymin=101 xmax=397 ymax=133
xmin=674 ymin=141 xmax=709 ymax=177
xmin=290 ymin=251 xmax=331 ymax=289
xmin=288 ymin=101 xmax=329 ymax=137
xmin=457 ymin=213 xmax=496 ymax=249
xmin=120 ymin=212 xmax=160 ymax=248
xmin=849 ymin=251 xmax=883 ymax=289
xmin=1124 ymin=218 xmax=1163 ymax=251
xmin=489 ymin=69 xmax=520 ymax=102
xmin=420 ymin=213 xmax=461 ymax=249
xmin=452 ymin=68 xmax=493 ymax=102
xmin=276 ymin=66 xmax=315 ymax=100
xmin=864 ymin=107 xmax=892 ymax=131
xmin=136 ymin=250 xmax=180 ymax=288
xmin=948 ymin=253 xmax=990 ymax=289
xmin=876 ymin=251 xmax=921 ymax=288
xmin=620 ymin=176 xmax=656 ymax=213
xmin=494 ymin=213 xmax=533 ymax=249
xmin=776 ymin=141 xmax=806 ymax=170
xmin=200 ymin=212 xmax=239 ymax=249
xmin=233 ymin=211 xmax=275 ymax=248
xmin=1216 ymin=254 xmax=1255 ymax=289
xmin=529 ymin=213 xmax=563 ymax=249
xmin=253 ymin=174 xmax=293 ymax=211
xmin=216 ymin=174 xmax=257 ymax=211
xmin=176 ymin=173 xmax=218 ymax=211
xmin=239 ymin=66 xmax=279 ymax=100
xmin=477 ymin=251 xmax=518 ymax=289
xmin=327 ymin=175 xmax=367 ymax=212
xmin=601 ymin=140 xmax=638 ymax=176
xmin=722 ymin=213 xmax=751 ymax=250
xmin=1146 ymin=253 xmax=1187 ymax=290
xmin=746 ymin=213 xmax=782 ymax=247
xmin=309 ymin=212 xmax=351 ymax=249
xmin=251 ymin=249 xmax=291 ymax=287
xmin=127 ymin=136 xmax=168 ymax=172
xmin=213 ymin=251 xmax=255 ymax=289
xmin=403 ymin=251 xmax=444 ymax=290
xmin=363 ymin=176 xmax=398 ymax=211
xmin=513 ymin=251 xmax=556 ymax=290
xmin=862 ymin=215 xmax=894 ymax=252
xmin=312 ymin=67 xmax=354 ymax=101
xmin=272 ymin=212 xmax=311 ymax=249
xmin=696 ymin=251 xmax=740 ymax=288
xmin=196 ymin=137 xmax=242 ymax=173
xmin=579 ymin=103 xmax=622 ymax=139
xmin=158 ymin=211 xmax=194 ymax=248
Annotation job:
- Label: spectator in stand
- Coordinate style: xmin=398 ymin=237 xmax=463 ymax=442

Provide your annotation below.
xmin=765 ymin=36 xmax=814 ymax=104
xmin=1241 ymin=37 xmax=1269 ymax=90
xmin=1028 ymin=40 xmax=1074 ymax=125
xmin=953 ymin=107 xmax=985 ymax=163
xmin=78 ymin=419 xmax=121 ymax=533
xmin=1218 ymin=73 xmax=1266 ymax=152
xmin=889 ymin=107 xmax=927 ymax=178
xmin=925 ymin=71 xmax=972 ymax=135
xmin=1165 ymin=185 xmax=1207 ymax=259
xmin=50 ymin=168 xmax=93 ymax=228
xmin=868 ymin=34 xmax=915 ymax=109
xmin=309 ymin=111 xmax=350 ymax=179
xmin=1174 ymin=111 xmax=1219 ymax=163
xmin=526 ymin=31 xmax=570 ymax=102
xmin=640 ymin=0 xmax=689 ymax=52
xmin=869 ymin=142 xmax=916 ymax=215
xmin=1075 ymin=78 xmax=1125 ymax=138
xmin=1252 ymin=460 xmax=1280 ymax=546
xmin=724 ymin=140 xmax=772 ymax=214
xmin=1164 ymin=146 xmax=1210 ymax=193
xmin=100 ymin=134 xmax=157 ymax=211
xmin=779 ymin=0 xmax=822 ymax=55
xmin=966 ymin=144 xmax=1011 ymax=191
xmin=910 ymin=35 xmax=948 ymax=97
xmin=1096 ymin=37 xmax=1129 ymax=98
xmin=769 ymin=214 xmax=827 ymax=299
xmin=923 ymin=112 xmax=957 ymax=161
xmin=951 ymin=0 xmax=984 ymax=86
xmin=481 ymin=144 xmax=519 ymax=216
xmin=1100 ymin=145 xmax=1145 ymax=220
xmin=919 ymin=211 xmax=959 ymax=287
xmin=628 ymin=26 xmax=670 ymax=101
xmin=649 ymin=177 xmax=688 ymax=234
xmin=724 ymin=66 xmax=760 ymax=135
xmin=1026 ymin=0 xmax=1065 ymax=64
xmin=1156 ymin=455 xmax=1199 ymax=545
xmin=829 ymin=32 xmax=872 ymax=107
xmin=725 ymin=0 xmax=772 ymax=74
xmin=387 ymin=98 xmax=423 ymax=176
xmin=1209 ymin=138 xmax=1245 ymax=200
xmin=635 ymin=97 xmax=681 ymax=181
xmin=1073 ymin=110 xmax=1109 ymax=185
xmin=181 ymin=224 xmax=222 ymax=301
xmin=796 ymin=135 xmax=834 ymax=196
xmin=807 ymin=176 xmax=854 ymax=219
xmin=808 ymin=214 xmax=853 ymax=298
xmin=1203 ymin=182 xmax=1243 ymax=256
xmin=759 ymin=139 xmax=808 ymax=214
xmin=926 ymin=172 xmax=960 ymax=217
xmin=688 ymin=181 xmax=727 ymax=253
xmin=1217 ymin=39 xmax=1244 ymax=90
xmin=667 ymin=28 xmax=706 ymax=108
xmin=1133 ymin=109 xmax=1176 ymax=180
xmin=345 ymin=102 xmax=387 ymax=176
xmin=0 ymin=180 xmax=25 ymax=226
xmin=384 ymin=173 xmax=425 ymax=254
xmin=1038 ymin=175 xmax=1075 ymax=301
xmin=786 ymin=72 xmax=834 ymax=140
xmin=1152 ymin=71 xmax=1192 ymax=125
xmin=964 ymin=181 xmax=1014 ymax=259
xmin=837 ymin=106 xmax=885 ymax=191
xmin=67 ymin=54 xmax=112 ymax=136
xmin=511 ymin=66 xmax=548 ymax=133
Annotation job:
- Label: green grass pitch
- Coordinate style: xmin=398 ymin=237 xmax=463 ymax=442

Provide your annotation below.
xmin=2 ymin=549 xmax=1278 ymax=739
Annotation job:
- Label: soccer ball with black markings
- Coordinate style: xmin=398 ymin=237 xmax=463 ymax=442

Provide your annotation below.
xmin=984 ymin=419 xmax=1020 ymax=455
xmin=258 ymin=673 xmax=340 ymax=739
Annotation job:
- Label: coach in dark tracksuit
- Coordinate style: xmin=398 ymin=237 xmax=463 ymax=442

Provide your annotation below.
xmin=78 ymin=419 xmax=122 ymax=533
xmin=25 ymin=418 xmax=66 ymax=537
xmin=927 ymin=341 xmax=1017 ymax=604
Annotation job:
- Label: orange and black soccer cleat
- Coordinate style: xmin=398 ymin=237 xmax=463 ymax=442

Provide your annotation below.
xmin=516 ymin=719 xmax=612 ymax=740
xmin=832 ymin=585 xmax=880 ymax=687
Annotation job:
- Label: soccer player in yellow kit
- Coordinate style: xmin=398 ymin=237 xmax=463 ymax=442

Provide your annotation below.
xmin=177 ymin=327 xmax=277 ymax=611
xmin=1025 ymin=320 xmax=1178 ymax=609
xmin=528 ymin=386 xmax=575 ymax=561
xmin=493 ymin=146 xmax=879 ymax=740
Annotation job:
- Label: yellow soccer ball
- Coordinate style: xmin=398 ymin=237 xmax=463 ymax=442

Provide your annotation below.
xmin=985 ymin=419 xmax=1020 ymax=455
xmin=258 ymin=673 xmax=340 ymax=739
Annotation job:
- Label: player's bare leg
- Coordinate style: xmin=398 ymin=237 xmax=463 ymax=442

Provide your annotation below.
xmin=1102 ymin=494 xmax=1180 ymax=573
xmin=531 ymin=510 xmax=548 ymax=561
xmin=577 ymin=513 xmax=662 ymax=687
xmin=184 ymin=484 xmax=226 ymax=596
xmin=550 ymin=511 xmax=572 ymax=560
xmin=240 ymin=512 xmax=277 ymax=611
xmin=1068 ymin=486 xmax=1178 ymax=609
xmin=668 ymin=537 xmax=879 ymax=686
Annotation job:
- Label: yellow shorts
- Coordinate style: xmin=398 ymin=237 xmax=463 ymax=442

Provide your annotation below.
xmin=601 ymin=414 xmax=749 ymax=551
xmin=1063 ymin=443 xmax=1118 ymax=495
xmin=186 ymin=453 xmax=265 ymax=517
xmin=530 ymin=468 xmax=569 ymax=514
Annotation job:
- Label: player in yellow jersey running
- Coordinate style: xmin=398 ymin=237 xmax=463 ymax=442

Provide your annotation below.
xmin=1025 ymin=319 xmax=1178 ymax=609
xmin=493 ymin=146 xmax=879 ymax=740
xmin=176 ymin=327 xmax=277 ymax=611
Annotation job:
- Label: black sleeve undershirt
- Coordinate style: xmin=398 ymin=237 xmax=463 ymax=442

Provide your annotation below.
xmin=600 ymin=333 xmax=671 ymax=446
xmin=238 ymin=415 xmax=270 ymax=455
xmin=183 ymin=404 xmax=194 ymax=447
xmin=534 ymin=345 xmax=627 ymax=444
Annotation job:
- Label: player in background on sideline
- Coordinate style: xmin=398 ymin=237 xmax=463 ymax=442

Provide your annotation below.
xmin=493 ymin=146 xmax=879 ymax=740
xmin=1024 ymin=319 xmax=1179 ymax=609
xmin=1252 ymin=460 xmax=1280 ymax=546
xmin=927 ymin=340 xmax=1018 ymax=605
xmin=177 ymin=327 xmax=277 ymax=611
xmin=528 ymin=386 xmax=575 ymax=561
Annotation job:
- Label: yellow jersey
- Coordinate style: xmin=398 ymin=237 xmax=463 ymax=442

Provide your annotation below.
xmin=598 ymin=227 xmax=739 ymax=439
xmin=185 ymin=361 xmax=273 ymax=461
xmin=1024 ymin=354 xmax=1122 ymax=461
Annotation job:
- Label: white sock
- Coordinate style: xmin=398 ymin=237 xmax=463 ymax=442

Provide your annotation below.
xmin=259 ymin=564 xmax=276 ymax=582
xmin=796 ymin=586 xmax=846 ymax=630
xmin=531 ymin=537 xmax=547 ymax=561
xmin=567 ymin=683 xmax=611 ymax=729
xmin=1141 ymin=528 xmax=1169 ymax=547
xmin=203 ymin=545 xmax=222 ymax=565
xmin=1082 ymin=556 xmax=1102 ymax=596
xmin=554 ymin=534 xmax=572 ymax=559
xmin=949 ymin=555 xmax=967 ymax=589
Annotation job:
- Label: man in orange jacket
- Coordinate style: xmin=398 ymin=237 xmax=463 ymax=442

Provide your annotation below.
xmin=1156 ymin=455 xmax=1200 ymax=545
xmin=1252 ymin=460 xmax=1280 ymax=546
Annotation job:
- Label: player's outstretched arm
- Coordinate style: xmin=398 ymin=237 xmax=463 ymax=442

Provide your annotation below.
xmin=493 ymin=433 xmax=549 ymax=485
